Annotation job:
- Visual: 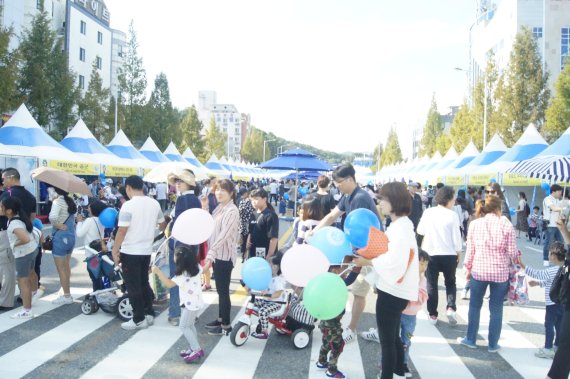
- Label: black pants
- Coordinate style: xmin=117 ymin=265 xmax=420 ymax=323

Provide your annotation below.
xmin=213 ymin=259 xmax=233 ymax=325
xmin=528 ymin=227 xmax=537 ymax=241
xmin=269 ymin=193 xmax=278 ymax=205
xmin=426 ymin=255 xmax=457 ymax=317
xmin=376 ymin=289 xmax=408 ymax=379
xmin=34 ymin=247 xmax=42 ymax=286
xmin=240 ymin=234 xmax=248 ymax=256
xmin=121 ymin=253 xmax=155 ymax=323
xmin=548 ymin=309 xmax=570 ymax=379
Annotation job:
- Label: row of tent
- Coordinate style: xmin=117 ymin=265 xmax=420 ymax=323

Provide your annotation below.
xmin=0 ymin=104 xmax=291 ymax=180
xmin=376 ymin=123 xmax=570 ymax=186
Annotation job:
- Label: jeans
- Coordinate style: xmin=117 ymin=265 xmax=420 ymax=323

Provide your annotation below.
xmin=426 ymin=255 xmax=457 ymax=317
xmin=376 ymin=289 xmax=408 ymax=379
xmin=543 ymin=227 xmax=563 ymax=260
xmin=548 ymin=309 xmax=570 ymax=379
xmin=400 ymin=314 xmax=417 ymax=365
xmin=545 ymin=303 xmax=564 ymax=349
xmin=213 ymin=259 xmax=233 ymax=325
xmin=168 ymin=247 xmax=180 ymax=319
xmin=120 ymin=253 xmax=155 ymax=324
xmin=466 ymin=278 xmax=508 ymax=349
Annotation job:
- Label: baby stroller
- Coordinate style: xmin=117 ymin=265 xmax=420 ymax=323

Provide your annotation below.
xmin=81 ymin=243 xmax=132 ymax=321
xmin=230 ymin=291 xmax=315 ymax=349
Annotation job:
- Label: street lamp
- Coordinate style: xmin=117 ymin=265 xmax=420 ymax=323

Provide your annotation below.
xmin=263 ymin=139 xmax=275 ymax=162
xmin=454 ymin=67 xmax=488 ymax=149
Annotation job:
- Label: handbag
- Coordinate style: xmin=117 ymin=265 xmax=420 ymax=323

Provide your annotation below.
xmin=43 ymin=215 xmax=72 ymax=251
xmin=549 ymin=264 xmax=569 ymax=305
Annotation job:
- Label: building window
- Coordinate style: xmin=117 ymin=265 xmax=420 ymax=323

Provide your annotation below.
xmin=97 ymin=31 xmax=103 ymax=44
xmin=533 ymin=27 xmax=543 ymax=39
xmin=80 ymin=20 xmax=86 ymax=35
xmin=562 ymin=28 xmax=570 ymax=71
xmin=96 ymin=56 xmax=102 ymax=69
xmin=79 ymin=47 xmax=86 ymax=62
xmin=36 ymin=0 xmax=41 ymax=10
xmin=79 ymin=75 xmax=85 ymax=89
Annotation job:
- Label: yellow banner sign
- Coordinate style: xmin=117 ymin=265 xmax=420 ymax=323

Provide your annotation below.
xmin=445 ymin=175 xmax=466 ymax=186
xmin=47 ymin=160 xmax=99 ymax=175
xmin=468 ymin=173 xmax=495 ymax=186
xmin=104 ymin=165 xmax=139 ymax=177
xmin=502 ymin=173 xmax=541 ymax=186
xmin=143 ymin=168 xmax=152 ymax=175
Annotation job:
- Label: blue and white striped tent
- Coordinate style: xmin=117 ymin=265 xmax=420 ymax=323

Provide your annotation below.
xmin=163 ymin=142 xmax=185 ymax=162
xmin=106 ymin=130 xmax=154 ymax=168
xmin=139 ymin=137 xmax=170 ymax=163
xmin=537 ymin=125 xmax=570 ymax=157
xmin=458 ymin=134 xmax=508 ymax=173
xmin=204 ymin=154 xmax=230 ymax=178
xmin=507 ymin=155 xmax=570 ymax=182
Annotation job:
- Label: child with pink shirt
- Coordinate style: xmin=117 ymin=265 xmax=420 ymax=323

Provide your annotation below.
xmin=400 ymin=250 xmax=429 ymax=377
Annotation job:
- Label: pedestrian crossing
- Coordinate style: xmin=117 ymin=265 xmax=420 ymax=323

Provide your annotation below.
xmin=0 ymin=283 xmax=557 ymax=379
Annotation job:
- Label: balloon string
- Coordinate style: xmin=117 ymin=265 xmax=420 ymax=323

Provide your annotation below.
xmin=339 ymin=263 xmax=356 ymax=277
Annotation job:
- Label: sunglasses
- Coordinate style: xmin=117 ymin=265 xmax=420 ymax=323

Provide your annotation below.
xmin=174 ymin=179 xmax=185 ymax=184
xmin=485 ymin=190 xmax=497 ymax=194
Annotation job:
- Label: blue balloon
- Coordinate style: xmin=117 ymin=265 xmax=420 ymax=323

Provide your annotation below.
xmin=309 ymin=226 xmax=352 ymax=264
xmin=344 ymin=208 xmax=381 ymax=248
xmin=509 ymin=207 xmax=516 ymax=216
xmin=241 ymin=257 xmax=272 ymax=291
xmin=99 ymin=208 xmax=118 ymax=228
xmin=284 ymin=192 xmax=289 ymax=201
xmin=490 ymin=178 xmax=497 ymax=183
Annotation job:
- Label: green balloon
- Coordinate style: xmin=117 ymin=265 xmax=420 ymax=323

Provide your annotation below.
xmin=303 ymin=273 xmax=348 ymax=320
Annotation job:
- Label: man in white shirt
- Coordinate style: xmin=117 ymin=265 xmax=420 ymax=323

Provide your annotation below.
xmin=155 ymin=182 xmax=168 ymax=212
xmin=269 ymin=180 xmax=279 ymax=206
xmin=112 ymin=176 xmax=166 ymax=330
xmin=542 ymin=184 xmax=565 ymax=266
xmin=417 ymin=186 xmax=463 ymax=326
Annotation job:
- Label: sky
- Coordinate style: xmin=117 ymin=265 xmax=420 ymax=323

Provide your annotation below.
xmin=104 ymin=0 xmax=476 ymax=158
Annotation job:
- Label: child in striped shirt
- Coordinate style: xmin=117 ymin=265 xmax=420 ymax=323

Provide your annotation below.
xmin=519 ymin=241 xmax=567 ymax=359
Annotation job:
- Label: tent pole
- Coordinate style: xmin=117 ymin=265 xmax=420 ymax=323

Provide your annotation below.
xmin=294 ymin=169 xmax=298 ymax=218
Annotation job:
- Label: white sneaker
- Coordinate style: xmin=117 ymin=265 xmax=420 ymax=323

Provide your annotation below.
xmin=446 ymin=308 xmax=457 ymax=325
xmin=11 ymin=310 xmax=34 ymax=319
xmin=428 ymin=315 xmax=437 ymax=325
xmin=31 ymin=286 xmax=46 ymax=305
xmin=535 ymin=348 xmax=555 ymax=359
xmin=342 ymin=328 xmax=356 ymax=344
xmin=360 ymin=328 xmax=380 ymax=343
xmin=52 ymin=295 xmax=74 ymax=305
xmin=461 ymin=289 xmax=469 ymax=300
xmin=121 ymin=318 xmax=148 ymax=331
xmin=543 ymin=261 xmax=550 ymax=267
xmin=145 ymin=315 xmax=154 ymax=326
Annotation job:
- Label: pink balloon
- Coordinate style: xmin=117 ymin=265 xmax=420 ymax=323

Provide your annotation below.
xmin=281 ymin=244 xmax=329 ymax=287
xmin=171 ymin=208 xmax=214 ymax=245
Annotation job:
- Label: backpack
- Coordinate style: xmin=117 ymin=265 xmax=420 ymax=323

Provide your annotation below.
xmin=549 ymin=264 xmax=569 ymax=305
xmin=524 ymin=203 xmax=530 ymax=217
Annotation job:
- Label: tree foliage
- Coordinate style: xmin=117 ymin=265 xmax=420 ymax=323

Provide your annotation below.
xmin=146 ymin=72 xmax=179 ymax=150
xmin=449 ymin=101 xmax=476 ymax=152
xmin=240 ymin=127 xmax=264 ymax=163
xmin=379 ymin=129 xmax=402 ymax=168
xmin=435 ymin=133 xmax=452 ymax=156
xmin=419 ymin=94 xmax=443 ymax=157
xmin=204 ymin=116 xmax=227 ymax=159
xmin=117 ymin=21 xmax=147 ymax=146
xmin=79 ymin=63 xmax=111 ymax=143
xmin=494 ymin=26 xmax=550 ymax=144
xmin=0 ymin=26 xmax=21 ymax=113
xmin=177 ymin=105 xmax=206 ymax=162
xmin=544 ymin=63 xmax=570 ymax=142
xmin=372 ymin=142 xmax=384 ymax=172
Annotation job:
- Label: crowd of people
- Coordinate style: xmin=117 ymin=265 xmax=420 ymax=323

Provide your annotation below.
xmin=1 ymin=163 xmax=570 ymax=379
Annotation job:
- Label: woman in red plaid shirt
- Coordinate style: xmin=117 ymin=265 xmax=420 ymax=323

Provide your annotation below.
xmin=457 ymin=195 xmax=518 ymax=352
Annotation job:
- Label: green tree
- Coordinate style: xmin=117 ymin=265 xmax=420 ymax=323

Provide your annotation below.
xmin=79 ymin=63 xmax=111 ymax=143
xmin=543 ymin=63 xmax=570 ymax=142
xmin=146 ymin=72 xmax=179 ymax=150
xmin=118 ymin=21 xmax=147 ymax=145
xmin=241 ymin=127 xmax=264 ymax=163
xmin=204 ymin=116 xmax=227 ymax=158
xmin=435 ymin=133 xmax=452 ymax=155
xmin=379 ymin=128 xmax=403 ymax=167
xmin=177 ymin=105 xmax=206 ymax=161
xmin=0 ymin=26 xmax=21 ymax=113
xmin=372 ymin=142 xmax=384 ymax=172
xmin=419 ymin=94 xmax=443 ymax=157
xmin=494 ymin=26 xmax=550 ymax=144
xmin=449 ymin=101 xmax=476 ymax=151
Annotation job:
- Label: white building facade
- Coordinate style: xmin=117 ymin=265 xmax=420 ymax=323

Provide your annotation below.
xmin=110 ymin=28 xmax=126 ymax=98
xmin=211 ymin=104 xmax=242 ymax=159
xmin=470 ymin=0 xmax=570 ymax=95
xmin=197 ymin=90 xmax=217 ymax=128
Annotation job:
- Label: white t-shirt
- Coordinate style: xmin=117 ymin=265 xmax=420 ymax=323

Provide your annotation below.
xmin=268 ymin=275 xmax=287 ymax=301
xmin=7 ymin=219 xmax=39 ymax=258
xmin=269 ymin=182 xmax=278 ymax=195
xmin=417 ymin=206 xmax=463 ymax=256
xmin=156 ymin=182 xmax=167 ymax=200
xmin=118 ymin=196 xmax=165 ymax=255
xmin=76 ymin=217 xmax=105 ymax=246
xmin=172 ymin=266 xmax=204 ymax=311
xmin=543 ymin=195 xmax=560 ymax=227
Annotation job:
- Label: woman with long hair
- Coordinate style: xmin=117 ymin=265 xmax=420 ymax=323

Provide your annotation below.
xmin=203 ymin=179 xmax=240 ymax=336
xmin=49 ymin=187 xmax=77 ymax=305
xmin=76 ymin=200 xmax=107 ymax=290
xmin=485 ymin=182 xmax=512 ymax=222
xmin=515 ymin=191 xmax=530 ymax=238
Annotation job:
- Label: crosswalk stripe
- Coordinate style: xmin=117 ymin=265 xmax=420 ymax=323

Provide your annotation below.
xmin=80 ymin=291 xmax=220 ymax=379
xmin=0 ymin=308 xmax=114 ymax=378
xmin=455 ymin=304 xmax=551 ymax=379
xmin=412 ymin=310 xmax=475 ymax=379
xmin=0 ymin=287 xmax=92 ymax=334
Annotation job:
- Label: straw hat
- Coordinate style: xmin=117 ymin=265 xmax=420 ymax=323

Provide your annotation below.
xmin=167 ymin=169 xmax=196 ymax=186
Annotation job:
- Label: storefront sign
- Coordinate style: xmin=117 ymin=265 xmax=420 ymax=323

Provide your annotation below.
xmin=445 ymin=175 xmax=466 ymax=186
xmin=74 ymin=0 xmax=110 ymax=25
xmin=468 ymin=173 xmax=495 ymax=186
xmin=45 ymin=159 xmax=99 ymax=175
xmin=502 ymin=173 xmax=541 ymax=186
xmin=104 ymin=165 xmax=139 ymax=177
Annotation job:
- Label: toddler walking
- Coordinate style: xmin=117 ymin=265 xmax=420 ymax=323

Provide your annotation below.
xmin=519 ymin=241 xmax=566 ymax=359
xmin=152 ymin=244 xmax=205 ymax=363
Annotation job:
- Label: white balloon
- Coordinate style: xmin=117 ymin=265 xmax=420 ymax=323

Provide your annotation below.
xmin=281 ymin=244 xmax=329 ymax=287
xmin=171 ymin=208 xmax=215 ymax=245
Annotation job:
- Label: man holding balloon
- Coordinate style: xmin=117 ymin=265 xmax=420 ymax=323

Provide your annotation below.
xmin=309 ymin=163 xmax=382 ymax=344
